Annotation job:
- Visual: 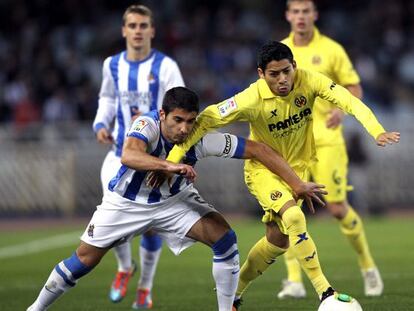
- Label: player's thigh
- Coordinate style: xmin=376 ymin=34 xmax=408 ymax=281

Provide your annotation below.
xmin=245 ymin=168 xmax=307 ymax=235
xmin=80 ymin=199 xmax=153 ymax=249
xmin=152 ymin=189 xmax=219 ymax=254
xmin=311 ymin=144 xmax=349 ymax=203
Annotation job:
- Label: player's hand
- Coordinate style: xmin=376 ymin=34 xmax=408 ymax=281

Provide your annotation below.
xmin=292 ymin=182 xmax=327 ymax=214
xmin=131 ymin=107 xmax=142 ymax=122
xmin=166 ymin=163 xmax=197 ymax=182
xmin=376 ymin=132 xmax=400 ymax=147
xmin=96 ymin=128 xmax=114 ymax=144
xmin=326 ymin=108 xmax=344 ymax=129
xmin=147 ymin=163 xmax=197 ymax=188
xmin=146 ymin=171 xmax=173 ymax=188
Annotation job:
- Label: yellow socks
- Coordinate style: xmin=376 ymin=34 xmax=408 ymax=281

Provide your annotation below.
xmin=236 ymin=236 xmax=286 ymax=297
xmin=283 ymin=247 xmax=302 ymax=282
xmin=339 ymin=206 xmax=375 ymax=270
xmin=282 ymin=206 xmax=330 ymax=296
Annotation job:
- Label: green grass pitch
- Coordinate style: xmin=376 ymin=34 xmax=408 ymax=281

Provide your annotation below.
xmin=1 ymin=217 xmax=413 ymax=310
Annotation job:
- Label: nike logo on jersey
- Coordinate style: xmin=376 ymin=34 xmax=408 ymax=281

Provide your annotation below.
xmin=265 ymin=258 xmax=276 ymax=265
xmin=232 ymin=269 xmax=240 ymax=275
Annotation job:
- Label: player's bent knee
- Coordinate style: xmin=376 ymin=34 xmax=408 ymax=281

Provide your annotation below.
xmin=326 ymin=201 xmax=348 ymax=219
xmin=76 ymin=241 xmax=108 ymax=268
xmin=281 ymin=205 xmax=306 ymax=229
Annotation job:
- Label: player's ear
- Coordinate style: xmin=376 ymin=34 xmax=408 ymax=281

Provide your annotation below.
xmin=257 ymin=67 xmax=265 ymax=79
xmin=159 ymin=109 xmax=166 ymax=121
xmin=292 ymin=60 xmax=297 ymax=70
xmin=122 ymin=26 xmax=126 ymax=38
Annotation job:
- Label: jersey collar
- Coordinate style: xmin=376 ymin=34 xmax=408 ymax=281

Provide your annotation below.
xmin=288 ymin=27 xmax=321 ymax=47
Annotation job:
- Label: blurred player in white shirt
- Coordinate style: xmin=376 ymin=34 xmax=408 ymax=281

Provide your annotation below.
xmin=92 ymin=4 xmax=184 ymax=308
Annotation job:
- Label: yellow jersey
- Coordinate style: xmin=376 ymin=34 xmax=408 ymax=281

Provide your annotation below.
xmin=167 ymin=68 xmax=384 ymax=174
xmin=282 ymin=28 xmax=360 ymax=146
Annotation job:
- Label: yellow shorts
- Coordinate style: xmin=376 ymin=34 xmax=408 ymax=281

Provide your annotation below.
xmin=310 ymin=144 xmax=352 ymax=203
xmin=244 ymin=168 xmax=308 ymax=234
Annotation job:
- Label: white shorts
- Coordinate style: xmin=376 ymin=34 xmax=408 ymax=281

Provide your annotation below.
xmin=100 ymin=150 xmax=122 ymax=195
xmin=80 ymin=189 xmax=217 ymax=255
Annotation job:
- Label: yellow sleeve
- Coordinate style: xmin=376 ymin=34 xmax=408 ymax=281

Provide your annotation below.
xmin=167 ymin=86 xmax=258 ymax=163
xmin=313 ymin=71 xmax=385 ymax=140
xmin=332 ymin=44 xmax=360 ymax=86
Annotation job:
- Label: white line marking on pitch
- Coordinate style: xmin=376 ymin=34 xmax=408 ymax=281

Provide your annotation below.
xmin=0 ymin=231 xmax=81 ymax=259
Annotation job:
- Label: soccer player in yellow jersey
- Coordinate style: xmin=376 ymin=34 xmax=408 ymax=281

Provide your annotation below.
xmin=166 ymin=41 xmax=400 ymax=309
xmin=278 ymin=0 xmax=384 ymax=298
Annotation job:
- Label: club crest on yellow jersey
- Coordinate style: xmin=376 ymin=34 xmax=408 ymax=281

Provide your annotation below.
xmin=270 ymin=191 xmax=283 ymax=201
xmin=312 ymin=55 xmax=322 ymax=65
xmin=294 ymin=95 xmax=307 ymax=108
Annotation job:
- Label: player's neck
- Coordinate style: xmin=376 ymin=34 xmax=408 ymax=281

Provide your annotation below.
xmin=126 ymin=46 xmax=152 ymax=61
xmin=293 ymin=30 xmax=314 ymax=46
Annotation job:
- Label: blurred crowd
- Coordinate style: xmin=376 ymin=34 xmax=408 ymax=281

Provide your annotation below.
xmin=1 ymin=0 xmax=414 ymax=129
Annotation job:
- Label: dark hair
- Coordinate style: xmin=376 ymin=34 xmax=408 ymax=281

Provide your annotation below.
xmin=162 ymin=87 xmax=199 ymax=115
xmin=123 ymin=4 xmax=154 ymax=26
xmin=257 ymin=41 xmax=294 ymax=71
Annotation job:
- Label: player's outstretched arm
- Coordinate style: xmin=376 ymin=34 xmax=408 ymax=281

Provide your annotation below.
xmin=242 ymin=139 xmax=327 ymax=212
xmin=121 ymin=136 xmax=196 ymax=182
xmin=376 ymin=131 xmax=400 ymax=147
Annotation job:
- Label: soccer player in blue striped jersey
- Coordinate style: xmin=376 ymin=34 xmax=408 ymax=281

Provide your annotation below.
xmin=27 ymin=87 xmax=325 ymax=311
xmin=92 ymin=5 xmax=184 ymax=307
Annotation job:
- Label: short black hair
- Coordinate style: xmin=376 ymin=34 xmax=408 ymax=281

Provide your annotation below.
xmin=162 ymin=87 xmax=199 ymax=115
xmin=257 ymin=41 xmax=294 ymax=71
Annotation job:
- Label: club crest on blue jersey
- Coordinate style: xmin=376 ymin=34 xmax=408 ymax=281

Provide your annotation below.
xmin=88 ymin=224 xmax=95 ymax=238
xmin=294 ymin=95 xmax=307 ymax=108
xmin=147 ymin=72 xmax=156 ymax=84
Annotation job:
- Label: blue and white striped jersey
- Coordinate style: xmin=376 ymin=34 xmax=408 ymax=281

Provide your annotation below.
xmin=108 ymin=110 xmax=246 ymax=205
xmin=93 ymin=49 xmax=185 ymax=157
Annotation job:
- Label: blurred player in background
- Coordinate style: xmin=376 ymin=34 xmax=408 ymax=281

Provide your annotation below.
xmin=165 ymin=41 xmax=399 ymax=310
xmin=27 ymin=86 xmax=326 ymax=311
xmin=93 ymin=4 xmax=184 ymax=308
xmin=277 ymin=0 xmax=383 ymax=299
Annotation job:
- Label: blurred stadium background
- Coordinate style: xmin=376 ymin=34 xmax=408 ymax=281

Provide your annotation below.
xmin=0 ymin=0 xmax=413 ymax=217
xmin=1 ymin=1 xmax=414 ymax=310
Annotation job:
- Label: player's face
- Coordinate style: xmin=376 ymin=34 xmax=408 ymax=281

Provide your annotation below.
xmin=122 ymin=13 xmax=155 ymax=51
xmin=160 ymin=108 xmax=198 ymax=144
xmin=258 ymin=59 xmax=296 ymax=97
xmin=286 ymin=1 xmax=318 ymax=35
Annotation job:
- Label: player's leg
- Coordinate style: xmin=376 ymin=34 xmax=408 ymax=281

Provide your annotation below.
xmin=27 ymin=241 xmax=108 ymax=311
xmin=244 ymin=168 xmax=332 ymax=300
xmin=280 ymin=203 xmax=332 ymax=298
xmin=328 ymin=201 xmax=383 ymax=296
xmin=132 ymin=230 xmax=163 ymax=309
xmin=109 ymin=242 xmax=137 ymax=303
xmin=186 ymin=211 xmax=240 ymax=311
xmin=315 ymin=145 xmax=383 ymax=296
xmin=235 ymin=220 xmax=288 ymax=302
xmin=100 ymin=151 xmax=137 ymax=302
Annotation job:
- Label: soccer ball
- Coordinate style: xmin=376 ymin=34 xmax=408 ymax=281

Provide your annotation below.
xmin=318 ymin=293 xmax=362 ymax=311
